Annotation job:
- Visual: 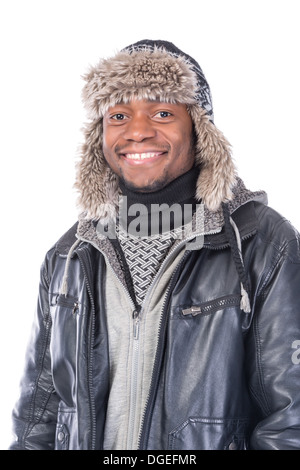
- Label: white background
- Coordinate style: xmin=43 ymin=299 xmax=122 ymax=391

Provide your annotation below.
xmin=0 ymin=0 xmax=299 ymax=450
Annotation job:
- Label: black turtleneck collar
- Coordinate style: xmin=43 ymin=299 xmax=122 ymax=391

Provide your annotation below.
xmin=119 ymin=166 xmax=199 ymax=206
xmin=118 ymin=166 xmax=200 ymax=235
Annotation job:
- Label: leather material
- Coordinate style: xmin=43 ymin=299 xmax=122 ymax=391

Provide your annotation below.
xmin=10 ymin=201 xmax=300 ymax=450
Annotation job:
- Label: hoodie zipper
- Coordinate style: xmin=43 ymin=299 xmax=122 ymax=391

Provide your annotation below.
xmin=127 ymin=308 xmax=141 ymax=449
xmin=138 ymin=251 xmax=189 ymax=449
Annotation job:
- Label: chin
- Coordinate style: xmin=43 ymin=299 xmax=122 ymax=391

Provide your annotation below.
xmin=124 ymin=179 xmax=168 ymax=193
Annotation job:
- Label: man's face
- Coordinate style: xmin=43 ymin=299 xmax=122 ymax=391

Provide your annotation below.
xmin=102 ymin=99 xmax=195 ymax=192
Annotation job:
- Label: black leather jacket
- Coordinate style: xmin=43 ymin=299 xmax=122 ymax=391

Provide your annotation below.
xmin=10 ymin=201 xmax=300 ymax=450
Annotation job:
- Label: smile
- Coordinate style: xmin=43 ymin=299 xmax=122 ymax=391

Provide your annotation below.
xmin=123 ymin=152 xmax=164 ymax=160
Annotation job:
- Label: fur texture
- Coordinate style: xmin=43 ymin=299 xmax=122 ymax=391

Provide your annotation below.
xmin=81 ymin=48 xmax=198 ymax=120
xmin=75 ymin=44 xmax=237 ymax=219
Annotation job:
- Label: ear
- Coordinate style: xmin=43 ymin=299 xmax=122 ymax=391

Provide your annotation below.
xmin=74 ymin=119 xmax=119 ymax=220
xmin=189 ymin=106 xmax=237 ymax=211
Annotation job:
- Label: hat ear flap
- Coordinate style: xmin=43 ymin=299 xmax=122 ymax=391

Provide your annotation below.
xmin=189 ymin=106 xmax=237 ymax=211
xmin=74 ymin=119 xmax=119 ymax=220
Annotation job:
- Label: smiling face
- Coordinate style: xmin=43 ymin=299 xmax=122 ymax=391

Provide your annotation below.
xmin=102 ymin=99 xmax=195 ymax=192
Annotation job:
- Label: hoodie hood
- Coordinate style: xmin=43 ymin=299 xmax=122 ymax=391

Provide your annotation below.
xmin=74 ymin=39 xmax=237 ymax=220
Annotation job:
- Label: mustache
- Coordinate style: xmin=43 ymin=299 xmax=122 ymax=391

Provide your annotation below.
xmin=115 ymin=144 xmax=171 ymax=154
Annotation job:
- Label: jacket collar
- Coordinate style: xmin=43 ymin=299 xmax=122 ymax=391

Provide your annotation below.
xmin=55 ymin=179 xmax=266 ymax=256
xmin=205 ymin=201 xmax=260 ymax=249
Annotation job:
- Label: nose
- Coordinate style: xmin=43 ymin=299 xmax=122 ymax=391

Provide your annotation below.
xmin=123 ymin=114 xmax=156 ymax=142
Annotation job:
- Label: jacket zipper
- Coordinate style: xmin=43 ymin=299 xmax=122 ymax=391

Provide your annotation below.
xmin=76 ymin=247 xmax=97 ymax=450
xmin=182 ymin=294 xmax=241 ymax=317
xmin=127 ymin=245 xmax=188 ymax=449
xmin=137 ymin=251 xmax=190 ymax=449
xmin=56 ymin=295 xmax=79 ymax=314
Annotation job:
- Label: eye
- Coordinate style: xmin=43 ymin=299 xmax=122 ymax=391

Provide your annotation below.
xmin=154 ymin=111 xmax=172 ymax=119
xmin=110 ymin=113 xmax=128 ymax=121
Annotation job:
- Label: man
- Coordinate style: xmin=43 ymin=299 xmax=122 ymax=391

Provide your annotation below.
xmin=10 ymin=40 xmax=300 ymax=450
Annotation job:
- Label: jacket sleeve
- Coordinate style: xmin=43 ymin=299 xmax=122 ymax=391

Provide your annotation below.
xmin=9 ymin=254 xmax=60 ymax=450
xmin=247 ymin=230 xmax=300 ymax=450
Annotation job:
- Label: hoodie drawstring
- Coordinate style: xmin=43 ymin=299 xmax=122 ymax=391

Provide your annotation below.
xmin=222 ymin=203 xmax=251 ymax=313
xmin=60 ymin=238 xmax=81 ymax=296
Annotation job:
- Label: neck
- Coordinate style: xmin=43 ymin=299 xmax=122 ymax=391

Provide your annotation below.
xmin=119 ymin=166 xmax=200 ymax=235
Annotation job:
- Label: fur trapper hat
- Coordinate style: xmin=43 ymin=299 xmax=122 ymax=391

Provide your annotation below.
xmin=75 ymin=39 xmax=237 ymax=220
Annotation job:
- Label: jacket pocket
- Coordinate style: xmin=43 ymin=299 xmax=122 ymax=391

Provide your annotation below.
xmin=180 ymin=294 xmax=241 ymax=318
xmin=50 ymin=294 xmax=81 ymax=407
xmin=168 ymin=417 xmax=249 ymax=450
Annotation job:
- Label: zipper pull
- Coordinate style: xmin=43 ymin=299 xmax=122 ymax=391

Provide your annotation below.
xmin=133 ymin=309 xmax=140 ymax=340
xmin=72 ymin=301 xmax=79 ymax=316
xmin=182 ymin=306 xmax=201 ymax=316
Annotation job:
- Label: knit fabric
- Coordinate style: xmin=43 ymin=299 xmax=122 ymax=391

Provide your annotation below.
xmin=116 ymin=226 xmax=175 ymax=305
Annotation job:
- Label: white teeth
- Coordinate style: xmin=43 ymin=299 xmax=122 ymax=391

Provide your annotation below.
xmin=125 ymin=153 xmax=161 ymax=160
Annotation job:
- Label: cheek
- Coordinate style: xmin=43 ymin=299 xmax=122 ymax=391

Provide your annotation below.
xmin=102 ymin=131 xmax=119 ymax=171
xmin=176 ymin=127 xmax=194 ymax=157
xmin=102 ymin=128 xmax=117 ymax=161
xmin=102 ymin=125 xmax=111 ymax=153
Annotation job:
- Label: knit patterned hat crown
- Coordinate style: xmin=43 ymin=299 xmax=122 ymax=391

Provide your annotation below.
xmin=75 ymin=39 xmax=236 ymax=219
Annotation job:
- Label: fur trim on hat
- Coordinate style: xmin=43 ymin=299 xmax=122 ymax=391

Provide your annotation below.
xmin=75 ymin=119 xmax=119 ymax=221
xmin=189 ymin=106 xmax=237 ymax=211
xmin=75 ymin=46 xmax=237 ymax=219
xmin=81 ymin=47 xmax=198 ymax=120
